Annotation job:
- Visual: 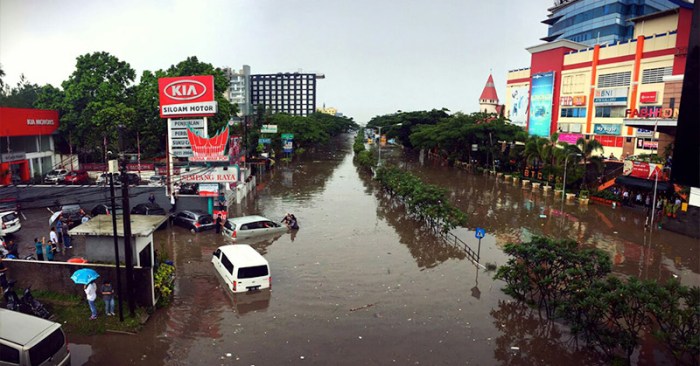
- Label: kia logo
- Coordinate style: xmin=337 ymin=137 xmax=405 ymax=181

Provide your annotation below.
xmin=164 ymin=80 xmax=207 ymax=101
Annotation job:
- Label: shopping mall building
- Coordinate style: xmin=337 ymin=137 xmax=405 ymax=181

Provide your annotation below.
xmin=505 ymin=3 xmax=693 ymax=159
xmin=0 ymin=107 xmax=60 ymax=185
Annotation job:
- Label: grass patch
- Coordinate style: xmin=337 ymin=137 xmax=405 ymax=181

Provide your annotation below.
xmin=33 ymin=290 xmax=145 ymax=335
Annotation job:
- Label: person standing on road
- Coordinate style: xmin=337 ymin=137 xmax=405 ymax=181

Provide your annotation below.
xmin=148 ymin=193 xmax=156 ymax=205
xmin=85 ymin=280 xmax=98 ymax=320
xmin=45 ymin=240 xmax=55 ymax=261
xmin=215 ymin=215 xmax=222 ymax=234
xmin=62 ymin=219 xmax=72 ymax=249
xmin=34 ymin=237 xmax=44 ymax=261
xmin=101 ymin=279 xmax=115 ymax=316
xmin=49 ymin=227 xmax=59 ymax=255
xmin=55 ymin=217 xmax=64 ymax=252
xmin=170 ymin=193 xmax=177 ymax=213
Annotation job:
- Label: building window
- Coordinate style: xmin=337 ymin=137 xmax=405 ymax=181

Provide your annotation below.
xmin=597 ymin=71 xmax=631 ymax=88
xmin=641 ymin=66 xmax=672 ymax=84
xmin=595 ymin=106 xmax=626 ymax=118
xmin=560 ymin=107 xmax=587 ymax=118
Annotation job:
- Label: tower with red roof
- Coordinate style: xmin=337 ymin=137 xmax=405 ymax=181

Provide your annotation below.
xmin=479 ymin=74 xmax=500 ymax=114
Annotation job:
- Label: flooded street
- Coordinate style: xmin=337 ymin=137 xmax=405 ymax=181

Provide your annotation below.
xmin=69 ymin=135 xmax=698 ymax=365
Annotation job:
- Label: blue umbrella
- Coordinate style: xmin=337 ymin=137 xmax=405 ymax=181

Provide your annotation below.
xmin=71 ymin=268 xmax=100 ymax=285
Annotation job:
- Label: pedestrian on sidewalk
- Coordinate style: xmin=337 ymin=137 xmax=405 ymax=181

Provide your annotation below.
xmin=85 ymin=280 xmax=98 ymax=320
xmin=62 ymin=219 xmax=72 ymax=249
xmin=55 ymin=217 xmax=64 ymax=253
xmin=45 ymin=240 xmax=55 ymax=261
xmin=49 ymin=227 xmax=58 ymax=255
xmin=170 ymin=193 xmax=177 ymax=213
xmin=215 ymin=214 xmax=222 ymax=234
xmin=34 ymin=237 xmax=44 ymax=261
xmin=101 ymin=279 xmax=115 ymax=316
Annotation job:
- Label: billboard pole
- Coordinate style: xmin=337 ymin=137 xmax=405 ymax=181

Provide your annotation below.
xmin=167 ymin=118 xmax=172 ymax=197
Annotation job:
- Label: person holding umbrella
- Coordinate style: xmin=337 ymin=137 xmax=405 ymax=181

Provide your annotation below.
xmin=72 ymin=268 xmax=100 ymax=320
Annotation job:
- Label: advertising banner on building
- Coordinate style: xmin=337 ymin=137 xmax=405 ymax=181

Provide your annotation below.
xmin=623 ymin=160 xmax=669 ymax=181
xmin=158 ymin=75 xmax=217 ymax=118
xmin=198 ymin=183 xmax=219 ymax=197
xmin=187 ymin=126 xmax=229 ymax=162
xmin=594 ymin=88 xmax=628 ymax=106
xmin=169 ymin=119 xmax=205 ymax=157
xmin=0 ymin=107 xmax=59 ymax=137
xmin=594 ymin=135 xmax=624 ymax=147
xmin=636 ymin=139 xmax=658 ymax=150
xmin=639 ymin=91 xmax=657 ymax=104
xmin=508 ymin=86 xmax=529 ymax=127
xmin=528 ymin=72 xmax=555 ymax=137
xmin=593 ymin=123 xmax=621 ymax=135
xmin=635 ymin=128 xmax=654 ymax=138
xmin=180 ymin=166 xmax=238 ymax=183
xmin=558 ymin=133 xmax=582 ymax=145
xmin=572 ymin=96 xmax=586 ymax=106
xmin=281 ymin=133 xmax=294 ymax=153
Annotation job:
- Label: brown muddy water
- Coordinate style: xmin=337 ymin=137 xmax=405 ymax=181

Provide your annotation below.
xmin=52 ymin=136 xmax=699 ymax=365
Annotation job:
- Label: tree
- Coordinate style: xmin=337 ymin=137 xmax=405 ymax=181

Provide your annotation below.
xmin=572 ymin=137 xmax=605 ymax=189
xmin=0 ymin=64 xmax=6 ymax=92
xmin=58 ymin=52 xmax=137 ymax=157
xmin=0 ymin=74 xmax=42 ymax=108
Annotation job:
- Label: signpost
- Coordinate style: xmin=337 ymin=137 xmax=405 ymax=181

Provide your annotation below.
xmin=474 ymin=228 xmax=486 ymax=263
xmin=282 ymin=133 xmax=294 ymax=154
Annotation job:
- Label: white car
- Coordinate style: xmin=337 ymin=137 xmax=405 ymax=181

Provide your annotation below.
xmin=148 ymin=175 xmax=166 ymax=186
xmin=222 ymin=215 xmax=287 ymax=241
xmin=0 ymin=211 xmax=21 ymax=235
xmin=44 ymin=169 xmax=68 ymax=184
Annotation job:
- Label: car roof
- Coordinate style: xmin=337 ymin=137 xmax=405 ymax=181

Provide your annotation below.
xmin=0 ymin=308 xmax=60 ymax=346
xmin=226 ymin=215 xmax=271 ymax=224
xmin=217 ymin=244 xmax=268 ymax=267
xmin=179 ymin=210 xmax=208 ymax=216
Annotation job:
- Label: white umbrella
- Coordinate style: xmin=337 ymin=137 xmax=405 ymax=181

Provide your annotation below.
xmin=49 ymin=211 xmax=62 ymax=227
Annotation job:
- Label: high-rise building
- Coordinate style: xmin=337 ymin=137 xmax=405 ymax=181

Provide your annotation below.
xmin=224 ymin=65 xmax=251 ymax=116
xmin=250 ymin=72 xmax=323 ymax=116
xmin=542 ymin=0 xmax=677 ymax=46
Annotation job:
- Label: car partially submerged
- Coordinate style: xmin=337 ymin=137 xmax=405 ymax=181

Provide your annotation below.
xmin=221 ymin=215 xmax=287 ymax=241
xmin=172 ymin=210 xmax=215 ymax=232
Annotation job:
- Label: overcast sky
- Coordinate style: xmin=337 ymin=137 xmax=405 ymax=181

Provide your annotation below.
xmin=0 ymin=0 xmax=552 ymax=124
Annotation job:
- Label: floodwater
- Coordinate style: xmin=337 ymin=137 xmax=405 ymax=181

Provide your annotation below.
xmin=63 ymin=135 xmax=697 ymax=365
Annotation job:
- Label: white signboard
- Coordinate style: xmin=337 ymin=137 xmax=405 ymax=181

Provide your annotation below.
xmin=171 ymin=139 xmax=192 ymax=147
xmin=179 ymin=167 xmax=238 ymax=183
xmin=171 ymin=149 xmax=193 ymax=157
xmin=508 ymin=86 xmax=529 ymax=127
xmin=161 ymin=102 xmax=217 ymax=117
xmin=594 ymin=88 xmax=628 ymax=106
xmin=171 ymin=129 xmax=204 ymax=138
xmin=261 ymin=125 xmax=278 ymax=134
xmin=169 ymin=119 xmax=205 ymax=129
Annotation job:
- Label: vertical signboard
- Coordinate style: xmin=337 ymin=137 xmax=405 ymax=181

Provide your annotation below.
xmin=509 ymin=86 xmax=529 ymax=127
xmin=528 ymin=72 xmax=555 ymax=137
xmin=281 ymin=133 xmax=294 ymax=153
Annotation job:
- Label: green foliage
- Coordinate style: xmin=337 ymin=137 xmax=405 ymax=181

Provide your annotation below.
xmin=0 ymin=74 xmax=42 ymax=108
xmin=353 ymin=129 xmax=367 ymax=154
xmin=629 ymin=153 xmax=666 ymax=164
xmin=355 ymin=150 xmax=374 ymax=170
xmin=495 ymin=236 xmax=700 ymax=363
xmin=154 ymin=263 xmax=175 ymax=307
xmin=375 ymin=166 xmax=467 ymax=232
xmin=592 ymin=189 xmax=621 ymax=202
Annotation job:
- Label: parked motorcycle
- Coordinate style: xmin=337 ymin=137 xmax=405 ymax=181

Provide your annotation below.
xmin=22 ymin=286 xmax=50 ymax=319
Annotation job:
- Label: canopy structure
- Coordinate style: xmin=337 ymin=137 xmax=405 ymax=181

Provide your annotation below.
xmin=615 ymin=175 xmax=671 ymax=192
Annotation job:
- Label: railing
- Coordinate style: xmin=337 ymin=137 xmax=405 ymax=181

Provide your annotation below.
xmin=439 ymin=230 xmax=482 ymax=267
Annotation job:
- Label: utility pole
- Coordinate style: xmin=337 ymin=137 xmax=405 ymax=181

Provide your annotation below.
xmin=109 ymin=170 xmax=124 ymax=321
xmin=118 ymin=125 xmax=136 ymax=316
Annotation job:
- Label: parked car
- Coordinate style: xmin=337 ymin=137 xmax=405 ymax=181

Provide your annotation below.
xmin=178 ymin=183 xmax=198 ymax=195
xmin=44 ymin=169 xmax=68 ymax=184
xmin=172 ymin=210 xmax=215 ymax=232
xmin=90 ymin=204 xmax=123 ymax=217
xmin=148 ymin=175 xmax=166 ymax=186
xmin=0 ymin=211 xmax=21 ymax=236
xmin=62 ymin=170 xmax=90 ymax=185
xmin=211 ymin=244 xmax=271 ymax=293
xmin=59 ymin=204 xmax=85 ymax=229
xmin=0 ymin=308 xmax=71 ymax=365
xmin=221 ymin=215 xmax=287 ymax=241
xmin=96 ymin=172 xmax=141 ymax=186
xmin=123 ymin=173 xmax=142 ymax=186
xmin=131 ymin=203 xmax=167 ymax=216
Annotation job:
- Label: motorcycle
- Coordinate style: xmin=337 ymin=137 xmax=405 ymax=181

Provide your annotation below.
xmin=3 ymin=279 xmax=30 ymax=314
xmin=22 ymin=286 xmax=51 ymax=319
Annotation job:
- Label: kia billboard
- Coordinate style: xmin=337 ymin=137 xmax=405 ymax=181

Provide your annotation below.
xmin=0 ymin=107 xmax=59 ymax=137
xmin=158 ymin=75 xmax=218 ymax=118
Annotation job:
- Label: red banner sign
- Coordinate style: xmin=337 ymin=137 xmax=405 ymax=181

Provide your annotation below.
xmin=639 ymin=91 xmax=657 ymax=104
xmin=623 ymin=161 xmax=669 ymax=181
xmin=572 ymin=95 xmax=586 ymax=106
xmin=0 ymin=107 xmax=59 ymax=137
xmin=594 ymin=135 xmax=623 ymax=147
xmin=188 ymin=126 xmax=229 ymax=162
xmin=158 ymin=75 xmax=217 ymax=118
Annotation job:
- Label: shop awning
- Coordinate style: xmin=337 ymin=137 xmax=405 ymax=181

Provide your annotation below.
xmin=615 ymin=175 xmax=671 ymax=192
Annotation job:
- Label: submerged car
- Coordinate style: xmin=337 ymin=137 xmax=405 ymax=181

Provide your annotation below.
xmin=90 ymin=204 xmax=123 ymax=216
xmin=172 ymin=210 xmax=215 ymax=232
xmin=131 ymin=203 xmax=166 ymax=216
xmin=221 ymin=215 xmax=287 ymax=241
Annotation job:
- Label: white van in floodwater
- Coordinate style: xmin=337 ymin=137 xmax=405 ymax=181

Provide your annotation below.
xmin=211 ymin=244 xmax=271 ymax=293
xmin=0 ymin=308 xmax=71 ymax=365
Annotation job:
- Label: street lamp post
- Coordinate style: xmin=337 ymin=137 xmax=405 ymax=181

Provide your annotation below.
xmin=562 ymin=152 xmax=582 ymax=203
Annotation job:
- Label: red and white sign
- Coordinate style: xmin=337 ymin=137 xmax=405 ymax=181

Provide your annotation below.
xmin=639 ymin=91 xmax=657 ymax=104
xmin=187 ymin=126 xmax=229 ymax=162
xmin=158 ymin=75 xmax=217 ymax=118
xmin=623 ymin=160 xmax=669 ymax=181
xmin=0 ymin=107 xmax=59 ymax=137
xmin=560 ymin=96 xmax=573 ymax=106
xmin=180 ymin=167 xmax=238 ymax=183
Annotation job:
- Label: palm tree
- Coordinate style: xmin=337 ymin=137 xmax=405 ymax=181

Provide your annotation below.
xmin=523 ymin=136 xmax=547 ymax=173
xmin=572 ymin=137 xmax=605 ymax=189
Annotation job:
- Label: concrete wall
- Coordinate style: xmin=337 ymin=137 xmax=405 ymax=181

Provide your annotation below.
xmin=2 ymin=259 xmax=155 ymax=307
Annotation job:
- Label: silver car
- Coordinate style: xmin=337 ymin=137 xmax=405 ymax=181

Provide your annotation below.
xmin=222 ymin=215 xmax=287 ymax=241
xmin=44 ymin=169 xmax=68 ymax=184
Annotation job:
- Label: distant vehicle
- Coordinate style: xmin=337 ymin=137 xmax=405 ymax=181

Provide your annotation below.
xmin=221 ymin=215 xmax=287 ymax=241
xmin=178 ymin=183 xmax=198 ymax=195
xmin=131 ymin=203 xmax=167 ymax=216
xmin=211 ymin=244 xmax=271 ymax=293
xmin=172 ymin=210 xmax=215 ymax=233
xmin=96 ymin=172 xmax=141 ymax=186
xmin=62 ymin=170 xmax=90 ymax=185
xmin=0 ymin=211 xmax=21 ymax=236
xmin=44 ymin=169 xmax=68 ymax=184
xmin=0 ymin=308 xmax=71 ymax=365
xmin=90 ymin=204 xmax=123 ymax=217
xmin=148 ymin=175 xmax=166 ymax=186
